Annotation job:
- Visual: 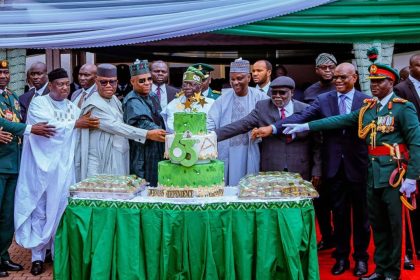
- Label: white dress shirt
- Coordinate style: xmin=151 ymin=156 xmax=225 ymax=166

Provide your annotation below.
xmin=377 ymin=92 xmax=394 ymax=112
xmin=408 ymin=75 xmax=420 ymax=96
xmin=337 ymin=88 xmax=355 ymax=114
xmin=152 ymin=83 xmax=168 ymax=109
xmin=256 ymin=82 xmax=271 ymax=94
xmin=35 ymin=82 xmax=48 ymax=97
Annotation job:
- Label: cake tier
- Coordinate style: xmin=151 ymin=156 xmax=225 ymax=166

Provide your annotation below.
xmin=158 ymin=160 xmax=224 ymax=188
xmin=165 ymin=131 xmax=217 ymax=163
xmin=173 ymin=112 xmax=207 ymax=134
xmin=148 ymin=186 xmax=224 ymax=198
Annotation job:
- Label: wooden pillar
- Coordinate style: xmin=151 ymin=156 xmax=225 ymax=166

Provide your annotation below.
xmin=45 ymin=49 xmax=61 ymax=72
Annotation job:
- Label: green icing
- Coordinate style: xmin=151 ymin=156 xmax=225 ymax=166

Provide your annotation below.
xmin=158 ymin=160 xmax=224 ymax=187
xmin=173 ymin=112 xmax=206 ymax=134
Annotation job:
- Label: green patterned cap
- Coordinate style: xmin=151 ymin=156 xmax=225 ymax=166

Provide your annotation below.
xmin=130 ymin=59 xmax=150 ymax=77
xmin=183 ymin=66 xmax=204 ymax=84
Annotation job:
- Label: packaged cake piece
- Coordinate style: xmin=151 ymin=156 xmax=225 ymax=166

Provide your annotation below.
xmin=238 ymin=171 xmax=319 ymax=199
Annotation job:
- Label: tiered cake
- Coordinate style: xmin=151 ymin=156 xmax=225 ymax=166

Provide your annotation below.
xmin=149 ymin=112 xmax=224 ymax=198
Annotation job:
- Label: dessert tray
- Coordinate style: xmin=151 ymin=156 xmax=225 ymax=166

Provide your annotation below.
xmin=238 ymin=171 xmax=319 ymax=199
xmin=69 ymin=174 xmax=148 ymax=200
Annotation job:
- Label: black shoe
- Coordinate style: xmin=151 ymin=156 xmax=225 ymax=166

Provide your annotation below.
xmin=30 ymin=260 xmax=44 ymax=276
xmin=45 ymin=249 xmax=53 ymax=263
xmin=1 ymin=259 xmax=23 ymax=271
xmin=0 ymin=268 xmax=8 ymax=278
xmin=404 ymin=255 xmax=415 ymax=270
xmin=354 ymin=260 xmax=368 ymax=276
xmin=359 ymin=272 xmax=385 ymax=280
xmin=331 ymin=259 xmax=349 ymax=275
xmin=317 ymin=240 xmax=335 ymax=251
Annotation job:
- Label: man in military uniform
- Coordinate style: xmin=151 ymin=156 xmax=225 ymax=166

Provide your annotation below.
xmin=192 ymin=63 xmax=221 ymax=100
xmin=0 ymin=60 xmax=55 ymax=277
xmin=282 ymin=56 xmax=420 ymax=280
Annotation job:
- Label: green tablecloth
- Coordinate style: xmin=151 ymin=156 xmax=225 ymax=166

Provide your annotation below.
xmin=54 ymin=198 xmax=319 ymax=280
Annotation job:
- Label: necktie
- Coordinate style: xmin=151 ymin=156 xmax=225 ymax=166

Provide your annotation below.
xmin=338 ymin=95 xmax=347 ymax=115
xmin=156 ymin=86 xmax=161 ymax=101
xmin=77 ymin=90 xmax=88 ymax=108
xmin=376 ymin=102 xmax=382 ymax=113
xmin=259 ymin=88 xmax=264 ymax=93
xmin=280 ymin=108 xmax=292 ymax=143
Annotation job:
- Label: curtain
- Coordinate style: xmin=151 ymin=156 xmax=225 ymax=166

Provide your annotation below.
xmin=219 ymin=0 xmax=420 ymax=43
xmin=0 ymin=0 xmax=335 ymax=49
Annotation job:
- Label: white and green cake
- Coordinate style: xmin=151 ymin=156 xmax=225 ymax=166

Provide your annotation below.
xmin=149 ymin=112 xmax=224 ymax=198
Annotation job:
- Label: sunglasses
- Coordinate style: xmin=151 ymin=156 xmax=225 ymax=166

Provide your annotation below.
xmin=317 ymin=65 xmax=336 ymax=71
xmin=138 ymin=77 xmax=153 ymax=84
xmin=98 ymin=79 xmax=118 ymax=86
xmin=332 ymin=75 xmax=350 ymax=81
xmin=271 ymin=89 xmax=290 ymax=96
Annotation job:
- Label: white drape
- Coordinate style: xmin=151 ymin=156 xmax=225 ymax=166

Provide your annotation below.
xmin=0 ymin=0 xmax=335 ymax=48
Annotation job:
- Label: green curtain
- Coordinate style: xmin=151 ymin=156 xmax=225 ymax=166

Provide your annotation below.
xmin=217 ymin=0 xmax=420 ymax=43
xmin=54 ymin=199 xmax=319 ymax=280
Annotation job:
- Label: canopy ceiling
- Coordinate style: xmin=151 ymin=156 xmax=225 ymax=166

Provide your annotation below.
xmin=0 ymin=0 xmax=334 ymax=49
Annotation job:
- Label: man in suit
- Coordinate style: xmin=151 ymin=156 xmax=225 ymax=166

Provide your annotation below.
xmin=216 ymin=76 xmax=321 ymax=182
xmin=0 ymin=60 xmax=55 ymax=278
xmin=150 ymin=60 xmax=178 ymax=110
xmin=252 ymin=60 xmax=272 ymax=95
xmin=19 ymin=62 xmax=49 ymax=123
xmin=70 ymin=63 xmax=97 ymax=108
xmin=394 ymin=53 xmax=420 ymax=269
xmin=253 ymin=63 xmax=371 ymax=276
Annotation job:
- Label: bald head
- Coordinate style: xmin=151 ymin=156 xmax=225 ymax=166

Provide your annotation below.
xmin=333 ymin=62 xmax=358 ymax=93
xmin=28 ymin=62 xmax=48 ymax=90
xmin=78 ymin=63 xmax=97 ymax=89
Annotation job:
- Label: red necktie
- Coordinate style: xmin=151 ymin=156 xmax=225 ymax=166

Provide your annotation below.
xmin=280 ymin=108 xmax=292 ymax=143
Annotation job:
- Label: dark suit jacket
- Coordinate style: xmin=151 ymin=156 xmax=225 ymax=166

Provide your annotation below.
xmin=216 ymin=99 xmax=322 ymax=181
xmin=19 ymin=84 xmax=49 ymax=123
xmin=274 ymin=90 xmax=369 ymax=182
xmin=165 ymin=84 xmax=178 ymax=103
xmin=394 ymin=79 xmax=420 ymax=121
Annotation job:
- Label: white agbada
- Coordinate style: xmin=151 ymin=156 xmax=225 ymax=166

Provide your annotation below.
xmin=75 ymin=92 xmax=147 ymax=182
xmin=161 ymin=94 xmax=214 ymax=133
xmin=14 ymin=95 xmax=80 ymax=256
xmin=207 ymin=87 xmax=268 ymax=186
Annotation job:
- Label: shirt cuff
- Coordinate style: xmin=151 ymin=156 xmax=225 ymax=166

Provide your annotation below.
xmin=24 ymin=125 xmax=32 ymax=135
xmin=271 ymin=124 xmax=277 ymax=135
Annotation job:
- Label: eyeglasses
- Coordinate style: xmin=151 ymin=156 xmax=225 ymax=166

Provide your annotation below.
xmin=138 ymin=77 xmax=153 ymax=84
xmin=271 ymin=89 xmax=290 ymax=96
xmin=333 ymin=75 xmax=350 ymax=81
xmin=317 ymin=65 xmax=336 ymax=71
xmin=98 ymin=79 xmax=117 ymax=86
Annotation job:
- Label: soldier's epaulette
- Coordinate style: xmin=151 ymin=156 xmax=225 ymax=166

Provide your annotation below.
xmin=363 ymin=98 xmax=376 ymax=104
xmin=363 ymin=98 xmax=377 ymax=108
xmin=213 ymin=90 xmax=221 ymax=95
xmin=392 ymin=97 xmax=407 ymax=103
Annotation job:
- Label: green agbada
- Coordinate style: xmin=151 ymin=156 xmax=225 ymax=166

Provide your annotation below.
xmin=123 ymin=91 xmax=165 ymax=186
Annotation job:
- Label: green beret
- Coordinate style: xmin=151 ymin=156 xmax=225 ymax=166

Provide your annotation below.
xmin=191 ymin=63 xmax=214 ymax=78
xmin=130 ymin=59 xmax=150 ymax=77
xmin=0 ymin=60 xmax=9 ymax=69
xmin=183 ymin=66 xmax=204 ymax=84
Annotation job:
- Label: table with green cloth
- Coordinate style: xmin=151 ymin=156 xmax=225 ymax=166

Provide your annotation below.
xmin=53 ymin=197 xmax=319 ymax=280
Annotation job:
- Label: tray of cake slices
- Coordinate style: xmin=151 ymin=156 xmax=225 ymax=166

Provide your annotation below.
xmin=238 ymin=171 xmax=319 ymax=199
xmin=69 ymin=174 xmax=148 ymax=200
